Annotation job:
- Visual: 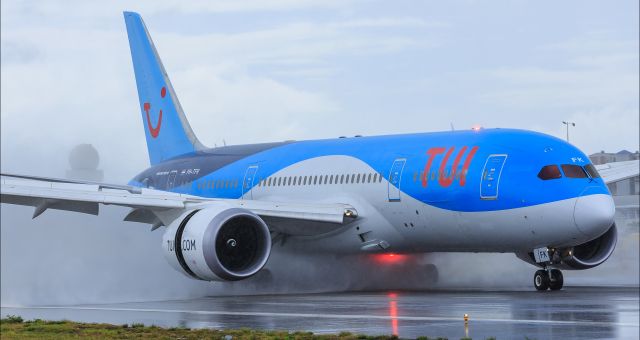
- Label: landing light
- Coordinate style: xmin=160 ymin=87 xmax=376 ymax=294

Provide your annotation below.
xmin=471 ymin=125 xmax=483 ymax=131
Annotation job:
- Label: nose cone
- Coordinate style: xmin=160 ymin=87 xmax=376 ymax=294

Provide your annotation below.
xmin=574 ymin=190 xmax=615 ymax=238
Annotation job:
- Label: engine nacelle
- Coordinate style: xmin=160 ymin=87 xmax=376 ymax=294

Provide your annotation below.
xmin=516 ymin=223 xmax=617 ymax=270
xmin=558 ymin=223 xmax=617 ymax=270
xmin=162 ymin=205 xmax=271 ymax=281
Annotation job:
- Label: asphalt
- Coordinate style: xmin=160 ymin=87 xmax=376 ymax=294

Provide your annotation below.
xmin=2 ymin=286 xmax=638 ymax=339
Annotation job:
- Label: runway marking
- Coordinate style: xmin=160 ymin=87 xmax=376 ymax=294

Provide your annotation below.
xmin=3 ymin=306 xmax=638 ymax=328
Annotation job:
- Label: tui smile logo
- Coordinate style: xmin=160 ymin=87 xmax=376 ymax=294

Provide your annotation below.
xmin=143 ymin=87 xmax=166 ymax=138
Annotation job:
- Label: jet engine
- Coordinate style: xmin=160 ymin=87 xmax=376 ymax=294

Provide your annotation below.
xmin=558 ymin=223 xmax=617 ymax=270
xmin=516 ymin=223 xmax=617 ymax=270
xmin=162 ymin=205 xmax=272 ymax=281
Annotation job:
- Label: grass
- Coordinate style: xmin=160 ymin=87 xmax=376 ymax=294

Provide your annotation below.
xmin=1 ymin=315 xmax=498 ymax=339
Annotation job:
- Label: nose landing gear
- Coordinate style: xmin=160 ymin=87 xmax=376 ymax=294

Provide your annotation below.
xmin=548 ymin=269 xmax=564 ymax=290
xmin=533 ymin=270 xmax=549 ymax=290
xmin=533 ymin=268 xmax=563 ymax=291
xmin=531 ymin=247 xmax=564 ymax=291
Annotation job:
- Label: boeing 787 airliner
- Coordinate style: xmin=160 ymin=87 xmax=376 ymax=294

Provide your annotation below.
xmin=2 ymin=12 xmax=638 ymax=291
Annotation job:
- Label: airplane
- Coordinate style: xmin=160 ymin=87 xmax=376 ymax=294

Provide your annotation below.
xmin=1 ymin=11 xmax=638 ymax=291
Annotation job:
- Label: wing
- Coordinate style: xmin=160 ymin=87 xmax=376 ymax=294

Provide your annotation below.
xmin=595 ymin=160 xmax=639 ymax=184
xmin=0 ymin=174 xmax=357 ymax=236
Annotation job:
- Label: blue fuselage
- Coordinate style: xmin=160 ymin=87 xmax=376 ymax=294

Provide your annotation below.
xmin=130 ymin=128 xmax=609 ymax=212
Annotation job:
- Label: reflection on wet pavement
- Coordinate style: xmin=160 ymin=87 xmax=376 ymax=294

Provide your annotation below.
xmin=2 ymin=287 xmax=638 ymax=339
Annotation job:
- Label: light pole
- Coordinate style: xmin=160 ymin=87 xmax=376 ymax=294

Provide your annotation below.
xmin=562 ymin=121 xmax=575 ymax=142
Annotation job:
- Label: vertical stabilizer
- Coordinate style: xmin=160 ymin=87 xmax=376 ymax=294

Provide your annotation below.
xmin=124 ymin=11 xmax=204 ymax=165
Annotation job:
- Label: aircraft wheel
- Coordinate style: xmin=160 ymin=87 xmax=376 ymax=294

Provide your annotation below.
xmin=549 ymin=269 xmax=564 ymax=291
xmin=534 ymin=270 xmax=550 ymax=291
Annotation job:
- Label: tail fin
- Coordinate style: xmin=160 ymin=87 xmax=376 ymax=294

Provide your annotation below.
xmin=123 ymin=11 xmax=204 ymax=165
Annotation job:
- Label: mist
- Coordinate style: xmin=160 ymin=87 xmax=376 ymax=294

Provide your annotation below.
xmin=1 ymin=144 xmax=638 ymax=306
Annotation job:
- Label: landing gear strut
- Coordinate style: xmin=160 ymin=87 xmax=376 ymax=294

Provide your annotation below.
xmin=533 ymin=268 xmax=563 ymax=291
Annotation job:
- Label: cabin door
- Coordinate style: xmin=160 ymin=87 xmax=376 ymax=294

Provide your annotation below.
xmin=480 ymin=154 xmax=507 ymax=200
xmin=242 ymin=166 xmax=259 ymax=199
xmin=388 ymin=158 xmax=407 ymax=202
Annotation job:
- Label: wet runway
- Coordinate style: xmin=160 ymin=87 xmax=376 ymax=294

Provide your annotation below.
xmin=2 ymin=287 xmax=638 ymax=339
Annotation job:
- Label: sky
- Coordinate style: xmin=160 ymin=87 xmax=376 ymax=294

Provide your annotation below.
xmin=1 ymin=0 xmax=638 ymax=305
xmin=1 ymin=0 xmax=639 ymax=182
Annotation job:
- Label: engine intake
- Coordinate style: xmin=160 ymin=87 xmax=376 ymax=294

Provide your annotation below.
xmin=162 ymin=205 xmax=271 ymax=281
xmin=515 ymin=223 xmax=617 ymax=270
xmin=559 ymin=223 xmax=617 ymax=270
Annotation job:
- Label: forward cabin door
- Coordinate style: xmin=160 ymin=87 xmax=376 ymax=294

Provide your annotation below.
xmin=480 ymin=154 xmax=507 ymax=200
xmin=388 ymin=158 xmax=406 ymax=202
xmin=242 ymin=166 xmax=259 ymax=199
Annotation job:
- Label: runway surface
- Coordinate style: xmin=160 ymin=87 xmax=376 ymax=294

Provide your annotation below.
xmin=2 ymin=287 xmax=638 ymax=339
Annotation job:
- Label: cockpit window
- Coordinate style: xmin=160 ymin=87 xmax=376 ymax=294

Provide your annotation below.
xmin=584 ymin=164 xmax=601 ymax=178
xmin=538 ymin=165 xmax=562 ymax=180
xmin=561 ymin=164 xmax=588 ymax=178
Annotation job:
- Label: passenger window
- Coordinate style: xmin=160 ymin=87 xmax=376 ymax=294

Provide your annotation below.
xmin=351 ymin=174 xmax=356 ymax=183
xmin=339 ymin=174 xmax=344 ymax=184
xmin=562 ymin=164 xmax=587 ymax=178
xmin=368 ymin=173 xmax=372 ymax=183
xmin=538 ymin=165 xmax=562 ymax=180
xmin=287 ymin=177 xmax=292 ymax=186
xmin=584 ymin=164 xmax=601 ymax=178
xmin=356 ymin=174 xmax=361 ymax=183
xmin=329 ymin=175 xmax=334 ymax=184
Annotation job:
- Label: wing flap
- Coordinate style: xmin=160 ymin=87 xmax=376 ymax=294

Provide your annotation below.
xmin=2 ymin=178 xmax=187 ymax=209
xmin=1 ymin=176 xmax=358 ymax=236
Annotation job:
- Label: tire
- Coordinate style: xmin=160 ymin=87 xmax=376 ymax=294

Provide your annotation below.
xmin=534 ymin=270 xmax=550 ymax=291
xmin=549 ymin=269 xmax=564 ymax=291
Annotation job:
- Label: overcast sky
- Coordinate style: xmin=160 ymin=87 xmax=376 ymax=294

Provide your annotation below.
xmin=2 ymin=0 xmax=638 ymax=181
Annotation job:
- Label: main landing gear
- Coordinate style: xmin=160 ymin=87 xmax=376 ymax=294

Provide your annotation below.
xmin=534 ymin=268 xmax=563 ymax=291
